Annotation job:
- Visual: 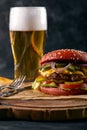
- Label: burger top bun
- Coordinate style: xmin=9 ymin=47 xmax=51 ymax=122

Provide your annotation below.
xmin=40 ymin=49 xmax=87 ymax=65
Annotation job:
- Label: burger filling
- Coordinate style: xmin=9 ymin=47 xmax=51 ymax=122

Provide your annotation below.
xmin=32 ymin=61 xmax=87 ymax=93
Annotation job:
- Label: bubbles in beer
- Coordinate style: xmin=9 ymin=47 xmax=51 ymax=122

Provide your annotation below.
xmin=9 ymin=7 xmax=47 ymax=31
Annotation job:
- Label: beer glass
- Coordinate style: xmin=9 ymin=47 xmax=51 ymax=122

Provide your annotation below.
xmin=9 ymin=7 xmax=47 ymax=81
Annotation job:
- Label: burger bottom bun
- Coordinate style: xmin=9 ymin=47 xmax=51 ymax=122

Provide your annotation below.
xmin=40 ymin=86 xmax=87 ymax=96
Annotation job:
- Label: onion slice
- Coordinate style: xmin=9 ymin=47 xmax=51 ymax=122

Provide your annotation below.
xmin=50 ymin=62 xmax=56 ymax=69
xmin=56 ymin=63 xmax=72 ymax=73
xmin=42 ymin=62 xmax=72 ymax=74
xmin=49 ymin=62 xmax=72 ymax=73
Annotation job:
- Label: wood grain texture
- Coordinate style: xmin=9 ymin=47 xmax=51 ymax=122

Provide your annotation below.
xmin=0 ymin=77 xmax=87 ymax=120
xmin=0 ymin=90 xmax=87 ymax=121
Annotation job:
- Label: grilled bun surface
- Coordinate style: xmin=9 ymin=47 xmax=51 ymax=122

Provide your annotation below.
xmin=40 ymin=49 xmax=87 ymax=65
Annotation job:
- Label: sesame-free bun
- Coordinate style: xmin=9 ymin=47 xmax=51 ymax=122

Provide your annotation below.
xmin=40 ymin=49 xmax=87 ymax=65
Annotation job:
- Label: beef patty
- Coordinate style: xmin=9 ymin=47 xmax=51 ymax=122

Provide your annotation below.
xmin=46 ymin=72 xmax=85 ymax=82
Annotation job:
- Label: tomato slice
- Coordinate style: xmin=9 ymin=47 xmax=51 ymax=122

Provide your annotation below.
xmin=40 ymin=86 xmax=87 ymax=96
xmin=60 ymin=81 xmax=83 ymax=89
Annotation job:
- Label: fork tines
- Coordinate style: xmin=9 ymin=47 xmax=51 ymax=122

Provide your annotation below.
xmin=9 ymin=75 xmax=26 ymax=89
xmin=0 ymin=75 xmax=26 ymax=97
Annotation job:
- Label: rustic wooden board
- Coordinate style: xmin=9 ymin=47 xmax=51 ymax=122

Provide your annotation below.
xmin=0 ymin=89 xmax=87 ymax=121
xmin=0 ymin=77 xmax=87 ymax=121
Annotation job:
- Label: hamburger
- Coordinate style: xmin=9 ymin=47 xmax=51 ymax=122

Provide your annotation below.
xmin=32 ymin=49 xmax=87 ymax=95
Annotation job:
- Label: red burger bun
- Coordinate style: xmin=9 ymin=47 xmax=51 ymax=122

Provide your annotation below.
xmin=40 ymin=86 xmax=87 ymax=96
xmin=40 ymin=49 xmax=87 ymax=65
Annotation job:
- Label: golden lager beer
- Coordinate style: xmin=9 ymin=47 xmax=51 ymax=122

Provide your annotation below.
xmin=9 ymin=7 xmax=47 ymax=81
xmin=10 ymin=30 xmax=46 ymax=80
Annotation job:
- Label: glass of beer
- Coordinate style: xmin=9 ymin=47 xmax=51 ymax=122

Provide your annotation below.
xmin=9 ymin=7 xmax=47 ymax=81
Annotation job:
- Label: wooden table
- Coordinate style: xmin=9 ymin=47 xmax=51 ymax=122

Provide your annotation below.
xmin=0 ymin=77 xmax=87 ymax=121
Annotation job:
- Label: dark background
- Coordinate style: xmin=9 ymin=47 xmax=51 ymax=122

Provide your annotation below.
xmin=0 ymin=0 xmax=87 ymax=79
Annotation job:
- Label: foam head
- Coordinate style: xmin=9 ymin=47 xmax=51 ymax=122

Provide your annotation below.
xmin=9 ymin=7 xmax=47 ymax=31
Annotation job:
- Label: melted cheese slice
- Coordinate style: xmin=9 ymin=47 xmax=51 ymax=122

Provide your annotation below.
xmin=39 ymin=69 xmax=55 ymax=77
xmin=39 ymin=67 xmax=86 ymax=77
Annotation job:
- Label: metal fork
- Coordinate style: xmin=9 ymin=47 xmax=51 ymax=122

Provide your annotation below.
xmin=0 ymin=75 xmax=26 ymax=91
xmin=0 ymin=75 xmax=26 ymax=97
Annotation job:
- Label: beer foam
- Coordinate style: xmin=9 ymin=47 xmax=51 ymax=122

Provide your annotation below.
xmin=9 ymin=7 xmax=47 ymax=31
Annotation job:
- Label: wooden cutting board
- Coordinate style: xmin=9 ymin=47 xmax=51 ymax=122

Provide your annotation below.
xmin=0 ymin=77 xmax=87 ymax=121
